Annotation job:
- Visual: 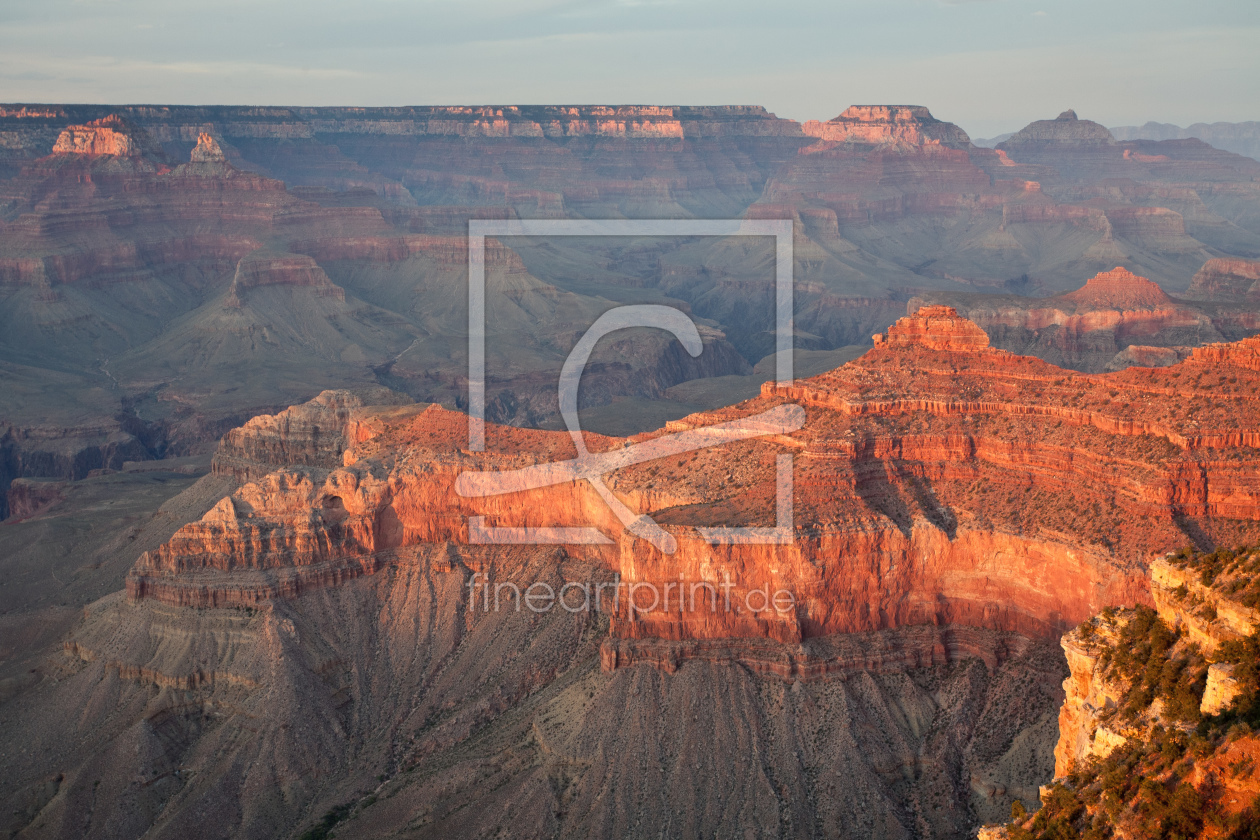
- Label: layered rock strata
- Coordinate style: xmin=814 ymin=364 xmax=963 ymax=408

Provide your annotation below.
xmin=27 ymin=310 xmax=1260 ymax=839
xmin=1186 ymin=257 xmax=1260 ymax=302
xmin=911 ymin=266 xmax=1260 ymax=372
xmin=126 ymin=309 xmax=1260 ymax=664
xmin=1002 ymin=545 xmax=1260 ymax=839
xmin=50 ymin=115 xmax=167 ymax=159
xmin=998 ymin=110 xmax=1116 ymax=150
xmin=801 ymin=105 xmax=971 ymax=149
xmin=1055 ymin=549 xmax=1260 ymax=778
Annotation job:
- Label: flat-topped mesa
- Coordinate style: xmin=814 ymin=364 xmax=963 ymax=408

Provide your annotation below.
xmin=301 ymin=104 xmax=804 ymax=139
xmin=802 ymin=105 xmax=972 ymax=149
xmin=873 ymin=305 xmax=991 ymax=351
xmin=998 ymin=109 xmax=1116 ymax=149
xmin=50 ymin=114 xmax=164 ymax=158
xmin=1059 ymin=266 xmax=1173 ymax=310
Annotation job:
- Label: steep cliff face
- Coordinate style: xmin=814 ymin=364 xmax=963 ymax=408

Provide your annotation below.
xmin=211 ymin=387 xmax=416 ymax=481
xmin=17 ymin=318 xmax=1260 ymax=838
xmin=1052 ymin=618 xmax=1136 ymax=778
xmin=996 ymin=545 xmax=1260 ymax=839
xmin=1187 ymin=257 xmax=1260 ymax=302
xmin=1149 ymin=554 xmax=1260 ymax=654
xmin=49 ymin=114 xmax=168 ymax=160
xmin=126 ymin=311 xmax=1260 ymax=647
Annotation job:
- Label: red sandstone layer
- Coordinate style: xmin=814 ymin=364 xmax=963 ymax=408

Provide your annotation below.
xmin=126 ymin=309 xmax=1260 ymax=669
xmin=801 ymin=105 xmax=971 ymax=149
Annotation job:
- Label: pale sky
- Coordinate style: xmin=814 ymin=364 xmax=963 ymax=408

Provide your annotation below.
xmin=1 ymin=0 xmax=1256 ymax=138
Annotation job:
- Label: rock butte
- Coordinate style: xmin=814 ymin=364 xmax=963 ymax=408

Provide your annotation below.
xmin=997 ymin=109 xmax=1117 ymax=148
xmin=911 ymin=266 xmax=1260 ymax=373
xmin=801 ymin=105 xmax=972 ymax=149
xmin=119 ymin=308 xmax=1260 ymax=680
xmin=49 ymin=114 xmax=163 ymax=158
xmin=1059 ymin=266 xmax=1172 ymax=309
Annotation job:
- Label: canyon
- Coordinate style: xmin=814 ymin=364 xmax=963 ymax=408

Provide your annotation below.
xmin=5 ymin=307 xmax=1260 ymax=837
xmin=4 ymin=102 xmax=1260 ymax=519
xmin=4 ymin=101 xmax=1260 ymax=839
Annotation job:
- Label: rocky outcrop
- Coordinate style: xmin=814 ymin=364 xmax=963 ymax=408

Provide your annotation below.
xmin=128 ymin=315 xmax=1260 ymax=655
xmin=50 ymin=115 xmax=165 ymax=159
xmin=1149 ymin=555 xmax=1260 ymax=654
xmin=224 ymin=252 xmax=345 ymax=306
xmin=1103 ymin=344 xmax=1190 ymax=371
xmin=801 ymin=105 xmax=971 ymax=149
xmin=1053 ymin=618 xmax=1131 ymax=777
xmin=998 ymin=110 xmax=1116 ymax=149
xmin=3 ymin=477 xmax=65 ymax=519
xmin=189 ymin=131 xmax=226 ymax=163
xmin=211 ymin=388 xmax=415 ymax=481
xmin=0 ymin=424 xmax=153 ymax=520
xmin=1058 ymin=266 xmax=1172 ymax=308
xmin=872 ymin=305 xmax=990 ymax=351
xmin=910 ymin=267 xmax=1260 ymax=372
xmin=1011 ymin=544 xmax=1260 ymax=839
xmin=1200 ymin=662 xmax=1241 ymax=715
xmin=1187 ymin=333 xmax=1260 ymax=372
xmin=1186 ymin=257 xmax=1260 ymax=301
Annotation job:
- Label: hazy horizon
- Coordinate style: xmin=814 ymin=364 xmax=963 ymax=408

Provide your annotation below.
xmin=2 ymin=0 xmax=1257 ymax=139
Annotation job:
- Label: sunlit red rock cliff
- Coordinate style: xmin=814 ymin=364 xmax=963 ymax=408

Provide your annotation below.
xmin=11 ymin=308 xmax=1245 ymax=838
xmin=6 ymin=101 xmax=1260 ymax=839
xmin=119 ymin=308 xmax=1260 ymax=665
